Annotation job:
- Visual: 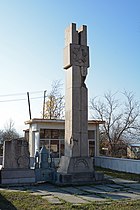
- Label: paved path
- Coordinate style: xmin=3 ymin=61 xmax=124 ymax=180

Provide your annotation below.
xmin=0 ymin=177 xmax=140 ymax=204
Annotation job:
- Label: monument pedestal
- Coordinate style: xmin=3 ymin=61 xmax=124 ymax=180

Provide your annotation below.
xmin=0 ymin=169 xmax=35 ymax=185
xmin=57 ymin=156 xmax=103 ymax=185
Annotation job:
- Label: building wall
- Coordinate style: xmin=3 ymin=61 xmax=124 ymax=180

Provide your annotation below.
xmin=27 ymin=120 xmax=100 ymax=158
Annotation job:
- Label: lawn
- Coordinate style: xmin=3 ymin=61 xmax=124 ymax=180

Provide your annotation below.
xmin=0 ymin=190 xmax=140 ymax=210
xmin=95 ymin=166 xmax=140 ymax=182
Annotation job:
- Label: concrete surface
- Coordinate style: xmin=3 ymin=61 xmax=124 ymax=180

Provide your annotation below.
xmin=0 ymin=177 xmax=140 ymax=204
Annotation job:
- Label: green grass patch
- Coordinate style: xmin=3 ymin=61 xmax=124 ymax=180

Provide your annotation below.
xmin=95 ymin=166 xmax=140 ymax=182
xmin=0 ymin=190 xmax=140 ymax=210
xmin=0 ymin=190 xmax=51 ymax=210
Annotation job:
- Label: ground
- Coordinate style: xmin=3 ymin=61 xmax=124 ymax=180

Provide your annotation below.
xmin=0 ymin=169 xmax=140 ymax=209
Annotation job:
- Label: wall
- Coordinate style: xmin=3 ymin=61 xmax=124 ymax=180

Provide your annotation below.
xmin=95 ymin=156 xmax=140 ymax=174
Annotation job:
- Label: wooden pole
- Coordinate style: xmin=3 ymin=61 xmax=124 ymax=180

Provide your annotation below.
xmin=43 ymin=90 xmax=46 ymax=118
xmin=27 ymin=92 xmax=31 ymax=120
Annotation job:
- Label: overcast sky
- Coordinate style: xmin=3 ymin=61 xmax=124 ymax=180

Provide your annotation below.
xmin=0 ymin=0 xmax=140 ymax=135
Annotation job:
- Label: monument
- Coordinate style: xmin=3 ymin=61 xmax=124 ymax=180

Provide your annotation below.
xmin=34 ymin=146 xmax=56 ymax=182
xmin=57 ymin=23 xmax=103 ymax=184
xmin=0 ymin=138 xmax=35 ymax=185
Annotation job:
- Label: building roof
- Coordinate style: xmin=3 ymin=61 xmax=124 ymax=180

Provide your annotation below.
xmin=25 ymin=118 xmax=105 ymax=125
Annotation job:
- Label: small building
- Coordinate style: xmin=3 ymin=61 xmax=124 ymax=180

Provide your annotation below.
xmin=127 ymin=143 xmax=140 ymax=159
xmin=25 ymin=118 xmax=104 ymax=159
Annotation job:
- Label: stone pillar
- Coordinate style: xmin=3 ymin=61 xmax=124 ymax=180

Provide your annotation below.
xmin=35 ymin=131 xmax=40 ymax=153
xmin=64 ymin=23 xmax=89 ymax=157
xmin=29 ymin=128 xmax=35 ymax=157
xmin=57 ymin=23 xmax=98 ymax=184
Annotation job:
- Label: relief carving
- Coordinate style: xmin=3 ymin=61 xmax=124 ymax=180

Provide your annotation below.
xmin=72 ymin=45 xmax=89 ymax=67
xmin=73 ymin=158 xmax=89 ymax=171
xmin=17 ymin=155 xmax=30 ymax=168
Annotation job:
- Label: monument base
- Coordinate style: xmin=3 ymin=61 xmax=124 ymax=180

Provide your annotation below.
xmin=35 ymin=168 xmax=56 ymax=183
xmin=0 ymin=169 xmax=35 ymax=185
xmin=56 ymin=156 xmax=104 ymax=185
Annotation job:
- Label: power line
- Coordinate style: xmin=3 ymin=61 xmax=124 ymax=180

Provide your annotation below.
xmin=0 ymin=90 xmax=44 ymax=98
xmin=0 ymin=96 xmax=43 ymax=103
xmin=0 ymin=98 xmax=26 ymax=103
xmin=0 ymin=90 xmax=47 ymax=103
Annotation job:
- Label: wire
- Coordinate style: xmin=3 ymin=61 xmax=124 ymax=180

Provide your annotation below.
xmin=0 ymin=96 xmax=44 ymax=103
xmin=0 ymin=90 xmax=44 ymax=98
xmin=0 ymin=98 xmax=26 ymax=102
xmin=0 ymin=90 xmax=47 ymax=103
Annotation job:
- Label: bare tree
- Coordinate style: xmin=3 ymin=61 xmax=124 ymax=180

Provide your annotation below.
xmin=90 ymin=91 xmax=140 ymax=157
xmin=42 ymin=80 xmax=65 ymax=119
xmin=2 ymin=119 xmax=19 ymax=142
xmin=4 ymin=118 xmax=15 ymax=131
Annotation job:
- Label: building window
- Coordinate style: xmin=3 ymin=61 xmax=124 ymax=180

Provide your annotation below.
xmin=40 ymin=128 xmax=65 ymax=159
xmin=88 ymin=130 xmax=95 ymax=139
xmin=40 ymin=129 xmax=51 ymax=139
xmin=59 ymin=130 xmax=65 ymax=139
xmin=88 ymin=140 xmax=95 ymax=157
xmin=40 ymin=129 xmax=64 ymax=139
xmin=60 ymin=140 xmax=65 ymax=156
xmin=51 ymin=130 xmax=59 ymax=139
xmin=50 ymin=140 xmax=59 ymax=158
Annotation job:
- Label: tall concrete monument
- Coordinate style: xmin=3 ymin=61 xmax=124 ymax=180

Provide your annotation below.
xmin=57 ymin=23 xmax=98 ymax=184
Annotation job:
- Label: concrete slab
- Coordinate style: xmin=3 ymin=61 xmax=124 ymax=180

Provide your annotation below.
xmin=51 ymin=192 xmax=88 ymax=204
xmin=98 ymin=192 xmax=129 ymax=200
xmin=110 ymin=192 xmax=140 ymax=200
xmin=42 ymin=195 xmax=62 ymax=204
xmin=120 ymin=183 xmax=140 ymax=189
xmin=77 ymin=186 xmax=106 ymax=194
xmin=27 ymin=184 xmax=58 ymax=193
xmin=78 ymin=194 xmax=106 ymax=202
xmin=37 ymin=187 xmax=87 ymax=203
xmin=39 ymin=184 xmax=57 ymax=189
xmin=96 ymin=190 xmax=140 ymax=200
xmin=106 ymin=184 xmax=125 ymax=189
xmin=111 ymin=178 xmax=139 ymax=184
xmin=31 ymin=190 xmax=52 ymax=196
xmin=93 ymin=185 xmax=119 ymax=192
xmin=60 ymin=186 xmax=88 ymax=195
xmin=128 ymin=189 xmax=140 ymax=195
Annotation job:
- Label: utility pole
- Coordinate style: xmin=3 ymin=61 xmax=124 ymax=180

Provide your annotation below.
xmin=27 ymin=92 xmax=32 ymax=120
xmin=42 ymin=90 xmax=47 ymax=119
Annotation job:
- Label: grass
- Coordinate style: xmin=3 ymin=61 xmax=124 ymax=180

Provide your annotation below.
xmin=0 ymin=190 xmax=53 ymax=210
xmin=95 ymin=166 xmax=140 ymax=182
xmin=0 ymin=190 xmax=140 ymax=210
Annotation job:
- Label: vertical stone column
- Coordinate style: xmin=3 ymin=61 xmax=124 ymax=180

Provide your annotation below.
xmin=64 ymin=23 xmax=89 ymax=157
xmin=57 ymin=23 xmax=104 ymax=184
xmin=35 ymin=131 xmax=40 ymax=153
xmin=56 ymin=23 xmax=100 ymax=184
